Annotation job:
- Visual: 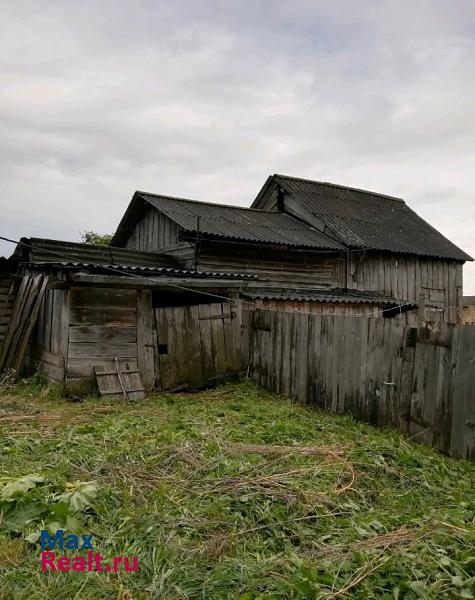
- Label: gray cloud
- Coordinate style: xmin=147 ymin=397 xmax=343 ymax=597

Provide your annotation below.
xmin=1 ymin=0 xmax=474 ymax=291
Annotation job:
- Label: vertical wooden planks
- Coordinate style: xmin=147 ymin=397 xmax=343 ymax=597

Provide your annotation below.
xmin=281 ymin=312 xmax=292 ymax=398
xmin=229 ymin=294 xmax=243 ymax=373
xmin=198 ymin=303 xmax=214 ymax=384
xmin=222 ymin=302 xmax=234 ymax=373
xmin=295 ymin=312 xmax=309 ymax=403
xmin=320 ymin=315 xmax=333 ymax=411
xmin=153 ymin=302 xmax=243 ymax=391
xmin=137 ymin=289 xmax=155 ymax=390
xmin=450 ymin=325 xmax=475 ymax=459
xmin=155 ymin=307 xmax=172 ymax=389
xmin=210 ymin=303 xmax=226 ymax=377
xmin=246 ymin=304 xmax=475 ymax=461
xmin=0 ymin=274 xmax=49 ymax=373
xmin=186 ymin=304 xmax=204 ymax=387
xmin=273 ymin=310 xmax=283 ymax=394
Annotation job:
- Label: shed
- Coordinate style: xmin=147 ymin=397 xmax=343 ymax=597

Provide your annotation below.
xmin=0 ymin=238 xmax=251 ymax=394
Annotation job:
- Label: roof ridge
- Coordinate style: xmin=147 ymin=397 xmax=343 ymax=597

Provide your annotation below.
xmin=137 ymin=190 xmax=275 ymax=213
xmin=274 ymin=174 xmax=405 ymax=203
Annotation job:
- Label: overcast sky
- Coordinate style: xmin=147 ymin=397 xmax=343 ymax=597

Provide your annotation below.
xmin=1 ymin=1 xmax=474 ymax=291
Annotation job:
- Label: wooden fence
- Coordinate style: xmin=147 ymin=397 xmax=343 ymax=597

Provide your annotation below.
xmin=249 ymin=309 xmax=475 ymax=460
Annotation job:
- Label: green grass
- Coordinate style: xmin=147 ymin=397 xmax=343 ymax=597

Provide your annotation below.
xmin=0 ymin=379 xmax=474 ymax=599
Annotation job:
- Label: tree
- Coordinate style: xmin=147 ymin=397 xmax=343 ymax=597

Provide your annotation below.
xmin=80 ymin=231 xmax=113 ymax=246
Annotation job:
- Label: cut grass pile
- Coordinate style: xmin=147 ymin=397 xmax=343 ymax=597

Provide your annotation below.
xmin=0 ymin=379 xmax=474 ymax=599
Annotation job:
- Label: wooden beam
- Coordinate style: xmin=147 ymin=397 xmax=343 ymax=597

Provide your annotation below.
xmin=69 ymin=272 xmax=245 ymax=289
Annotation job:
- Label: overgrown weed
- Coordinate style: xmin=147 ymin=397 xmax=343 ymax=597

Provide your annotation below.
xmin=0 ymin=380 xmax=473 ymax=598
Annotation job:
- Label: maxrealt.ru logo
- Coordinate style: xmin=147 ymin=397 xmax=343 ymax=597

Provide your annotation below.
xmin=40 ymin=530 xmax=138 ymax=573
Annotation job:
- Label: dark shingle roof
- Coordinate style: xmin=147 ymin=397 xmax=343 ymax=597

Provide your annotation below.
xmin=112 ymin=192 xmax=345 ymax=250
xmin=253 ymin=175 xmax=472 ymax=261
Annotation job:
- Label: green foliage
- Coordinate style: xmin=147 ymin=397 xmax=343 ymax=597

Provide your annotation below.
xmin=0 ymin=472 xmax=98 ymax=541
xmin=79 ymin=230 xmax=113 ymax=246
xmin=0 ymin=381 xmax=474 ymax=599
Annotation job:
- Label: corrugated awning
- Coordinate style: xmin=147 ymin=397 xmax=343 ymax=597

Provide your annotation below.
xmin=242 ymin=288 xmax=417 ymax=307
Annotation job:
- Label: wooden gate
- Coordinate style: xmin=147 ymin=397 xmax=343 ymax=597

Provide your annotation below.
xmin=154 ymin=302 xmax=242 ymax=390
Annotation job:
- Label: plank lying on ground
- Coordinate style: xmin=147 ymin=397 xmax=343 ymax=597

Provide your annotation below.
xmin=95 ymin=359 xmax=145 ymax=401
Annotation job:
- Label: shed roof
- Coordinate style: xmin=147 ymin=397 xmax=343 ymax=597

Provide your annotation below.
xmin=111 ymin=192 xmax=345 ymax=250
xmin=253 ymin=175 xmax=472 ymax=261
xmin=242 ymin=288 xmax=415 ymax=307
xmin=14 ymin=237 xmax=179 ymax=268
xmin=12 ymin=238 xmax=255 ymax=280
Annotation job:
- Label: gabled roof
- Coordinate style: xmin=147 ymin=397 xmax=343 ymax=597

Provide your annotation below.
xmin=253 ymin=174 xmax=472 ymax=261
xmin=111 ymin=191 xmax=345 ymax=250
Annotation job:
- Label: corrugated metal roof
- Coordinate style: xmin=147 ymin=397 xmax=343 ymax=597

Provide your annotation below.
xmin=14 ymin=238 xmax=255 ymax=280
xmin=32 ymin=261 xmax=255 ymax=279
xmin=242 ymin=288 xmax=416 ymax=306
xmin=253 ymin=175 xmax=472 ymax=261
xmin=127 ymin=192 xmax=345 ymax=250
xmin=19 ymin=237 xmax=179 ymax=268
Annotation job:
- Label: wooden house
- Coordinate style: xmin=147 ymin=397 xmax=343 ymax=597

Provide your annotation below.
xmin=0 ymin=239 xmax=249 ymax=393
xmin=111 ymin=174 xmax=471 ymax=323
xmin=1 ymin=173 xmax=471 ymax=394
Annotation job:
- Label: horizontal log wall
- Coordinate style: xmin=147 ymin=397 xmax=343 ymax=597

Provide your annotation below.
xmin=176 ymin=241 xmax=344 ymax=289
xmin=250 ymin=309 xmax=475 ymax=461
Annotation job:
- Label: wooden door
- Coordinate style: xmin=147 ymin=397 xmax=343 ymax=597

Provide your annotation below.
xmin=154 ymin=302 xmax=242 ymax=390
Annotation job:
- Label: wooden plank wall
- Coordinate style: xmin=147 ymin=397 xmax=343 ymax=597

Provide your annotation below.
xmin=124 ymin=205 xmax=181 ymax=252
xmin=154 ymin=301 xmax=243 ymax=390
xmin=0 ymin=275 xmax=16 ymax=354
xmin=27 ymin=285 xmax=69 ymax=383
xmin=450 ymin=326 xmax=475 ymax=460
xmin=1 ymin=273 xmax=49 ymax=375
xmin=249 ymin=309 xmax=475 ymax=460
xmin=241 ymin=300 xmax=418 ymax=368
xmin=66 ymin=287 xmax=138 ymax=392
xmin=347 ymin=254 xmax=463 ymax=323
xmin=190 ymin=248 xmax=341 ymax=288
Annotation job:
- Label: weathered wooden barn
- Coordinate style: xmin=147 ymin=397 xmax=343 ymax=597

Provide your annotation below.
xmin=0 ymin=239 xmax=249 ymax=394
xmin=111 ymin=174 xmax=471 ymax=323
xmin=0 ymin=173 xmax=471 ymax=394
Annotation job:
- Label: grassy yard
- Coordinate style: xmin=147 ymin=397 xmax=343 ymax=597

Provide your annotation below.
xmin=0 ymin=380 xmax=474 ymax=599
